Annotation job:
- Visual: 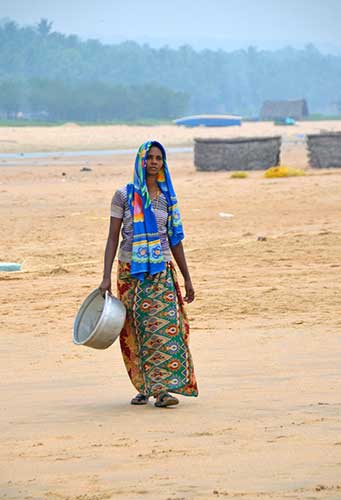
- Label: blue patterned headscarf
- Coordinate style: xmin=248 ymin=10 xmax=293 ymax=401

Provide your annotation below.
xmin=127 ymin=141 xmax=184 ymax=280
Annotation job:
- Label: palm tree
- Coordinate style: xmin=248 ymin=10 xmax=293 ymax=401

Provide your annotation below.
xmin=37 ymin=18 xmax=53 ymax=37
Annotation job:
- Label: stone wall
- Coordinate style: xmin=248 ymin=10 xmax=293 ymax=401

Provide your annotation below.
xmin=307 ymin=132 xmax=341 ymax=168
xmin=194 ymin=136 xmax=281 ymax=171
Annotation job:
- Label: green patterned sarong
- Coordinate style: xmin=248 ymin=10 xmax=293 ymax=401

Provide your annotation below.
xmin=117 ymin=261 xmax=198 ymax=397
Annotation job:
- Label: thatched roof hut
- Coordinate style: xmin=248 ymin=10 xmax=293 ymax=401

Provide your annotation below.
xmin=260 ymin=99 xmax=309 ymax=120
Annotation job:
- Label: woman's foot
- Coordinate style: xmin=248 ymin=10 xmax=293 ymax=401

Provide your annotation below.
xmin=154 ymin=393 xmax=179 ymax=408
xmin=131 ymin=393 xmax=149 ymax=405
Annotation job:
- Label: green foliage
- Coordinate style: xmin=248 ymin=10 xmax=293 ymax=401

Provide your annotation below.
xmin=306 ymin=114 xmax=341 ymax=121
xmin=22 ymin=79 xmax=188 ymax=121
xmin=0 ymin=119 xmax=172 ymax=127
xmin=0 ymin=19 xmax=341 ymax=120
xmin=0 ymin=120 xmax=63 ymax=126
xmin=0 ymin=80 xmax=24 ymax=116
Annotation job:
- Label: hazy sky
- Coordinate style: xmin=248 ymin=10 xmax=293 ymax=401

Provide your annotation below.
xmin=1 ymin=0 xmax=341 ymax=52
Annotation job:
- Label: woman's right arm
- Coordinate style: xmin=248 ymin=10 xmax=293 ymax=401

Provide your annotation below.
xmin=99 ymin=216 xmax=122 ymax=295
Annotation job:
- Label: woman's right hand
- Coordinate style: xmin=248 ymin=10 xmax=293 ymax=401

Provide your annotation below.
xmin=99 ymin=277 xmax=112 ymax=297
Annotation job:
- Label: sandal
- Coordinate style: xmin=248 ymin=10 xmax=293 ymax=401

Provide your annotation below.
xmin=154 ymin=393 xmax=179 ymax=408
xmin=131 ymin=393 xmax=149 ymax=405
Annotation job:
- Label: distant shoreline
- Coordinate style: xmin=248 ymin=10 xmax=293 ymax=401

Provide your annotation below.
xmin=0 ymin=147 xmax=193 ymax=165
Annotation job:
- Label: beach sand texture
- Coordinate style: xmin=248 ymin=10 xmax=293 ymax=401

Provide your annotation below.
xmin=1 ymin=122 xmax=341 ymax=499
xmin=1 ymin=120 xmax=341 ymax=153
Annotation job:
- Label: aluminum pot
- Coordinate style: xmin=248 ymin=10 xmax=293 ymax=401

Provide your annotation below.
xmin=73 ymin=289 xmax=126 ymax=349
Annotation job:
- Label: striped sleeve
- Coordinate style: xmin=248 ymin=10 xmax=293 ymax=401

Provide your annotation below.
xmin=110 ymin=188 xmax=125 ymax=218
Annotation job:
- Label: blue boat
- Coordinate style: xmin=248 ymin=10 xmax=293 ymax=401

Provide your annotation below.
xmin=274 ymin=117 xmax=296 ymax=126
xmin=174 ymin=114 xmax=242 ymax=127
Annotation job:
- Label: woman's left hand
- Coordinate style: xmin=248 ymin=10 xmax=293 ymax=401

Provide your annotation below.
xmin=184 ymin=279 xmax=195 ymax=303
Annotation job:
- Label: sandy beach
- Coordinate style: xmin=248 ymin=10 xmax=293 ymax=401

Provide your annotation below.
xmin=1 ymin=120 xmax=341 ymax=153
xmin=1 ymin=122 xmax=341 ymax=500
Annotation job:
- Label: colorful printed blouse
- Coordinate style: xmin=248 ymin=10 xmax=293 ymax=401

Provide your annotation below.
xmin=110 ymin=186 xmax=172 ymax=263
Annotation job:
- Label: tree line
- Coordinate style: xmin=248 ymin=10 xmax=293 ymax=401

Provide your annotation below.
xmin=0 ymin=78 xmax=189 ymax=121
xmin=0 ymin=18 xmax=341 ymax=121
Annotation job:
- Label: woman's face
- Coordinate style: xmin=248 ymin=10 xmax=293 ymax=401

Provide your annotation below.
xmin=146 ymin=146 xmax=163 ymax=177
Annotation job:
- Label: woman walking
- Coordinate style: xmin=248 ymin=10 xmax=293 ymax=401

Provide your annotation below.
xmin=99 ymin=141 xmax=198 ymax=408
